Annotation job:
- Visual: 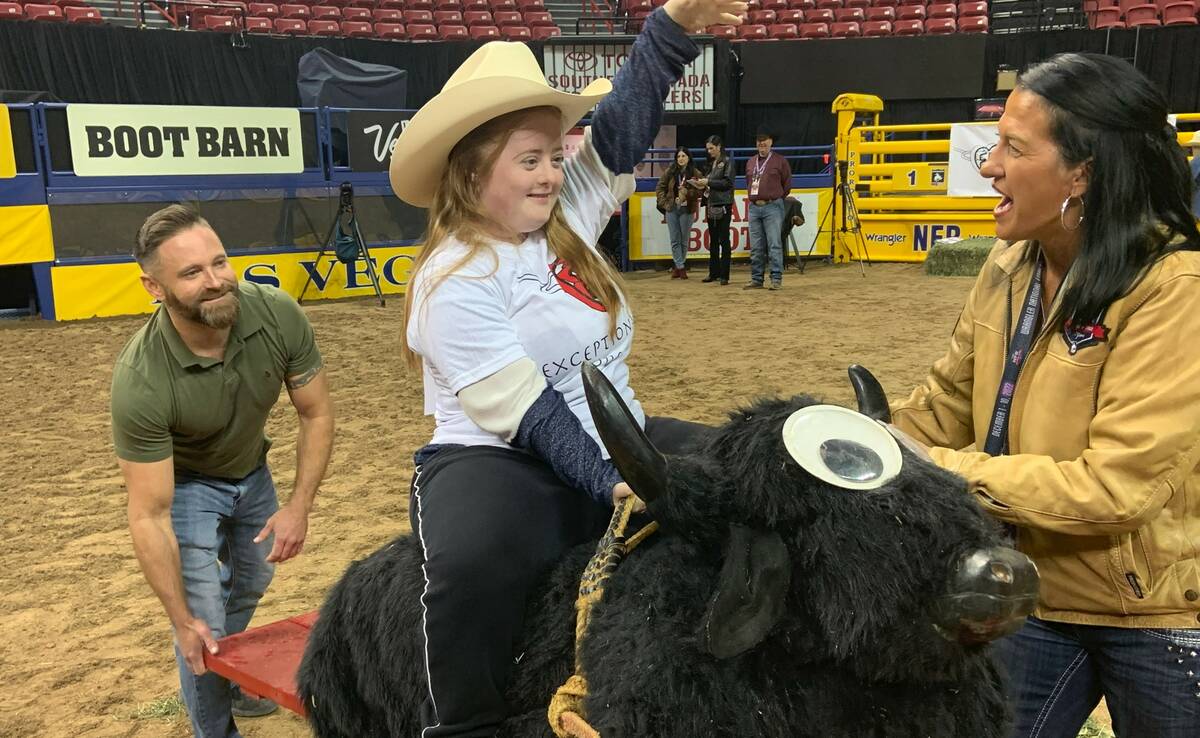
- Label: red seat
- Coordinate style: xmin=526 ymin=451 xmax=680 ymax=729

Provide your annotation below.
xmin=806 ymin=7 xmax=833 ymax=21
xmin=523 ymin=9 xmax=553 ymax=24
xmin=777 ymin=8 xmax=804 ymax=21
xmin=830 ymin=19 xmax=860 ymax=34
xmin=735 ymin=22 xmax=769 ymax=38
xmin=469 ymin=22 xmax=499 ymax=36
xmin=748 ymin=8 xmax=776 ymax=22
xmin=492 ymin=8 xmax=521 ymax=24
xmin=517 ymin=0 xmax=543 ymax=9
xmin=958 ymin=13 xmax=987 ymax=30
xmin=51 ymin=0 xmax=90 ymax=7
xmin=322 ymin=0 xmax=353 ymax=8
xmin=708 ymin=23 xmax=736 ymax=35
xmin=462 ymin=9 xmax=490 ymax=24
xmin=342 ymin=5 xmax=370 ymax=19
xmin=437 ymin=21 xmax=468 ymax=36
xmin=373 ymin=7 xmax=401 ymax=20
xmin=434 ymin=0 xmax=460 ymax=8
xmin=487 ymin=0 xmax=515 ymax=10
xmin=862 ymin=18 xmax=891 ymax=33
xmin=374 ymin=20 xmax=407 ymax=36
xmin=924 ymin=16 xmax=955 ymax=31
xmin=789 ymin=0 xmax=815 ymax=7
xmin=402 ymin=8 xmax=432 ymax=21
xmin=1124 ymin=4 xmax=1161 ymax=24
xmin=816 ymin=0 xmax=842 ymax=7
xmin=248 ymin=2 xmax=278 ymax=18
xmin=927 ymin=2 xmax=956 ymax=16
xmin=273 ymin=16 xmax=307 ymax=31
xmin=866 ymin=6 xmax=894 ymax=19
xmin=834 ymin=7 xmax=863 ymax=20
xmin=1163 ymin=0 xmax=1198 ymax=23
xmin=896 ymin=4 xmax=925 ymax=19
xmin=499 ymin=23 xmax=530 ymax=38
xmin=0 ymin=2 xmax=22 ymax=18
xmin=341 ymin=18 xmax=372 ymax=34
xmin=530 ymin=23 xmax=558 ymax=37
xmin=462 ymin=0 xmax=488 ymax=8
xmin=65 ymin=4 xmax=103 ymax=21
xmin=407 ymin=20 xmax=437 ymax=36
xmin=347 ymin=0 xmax=375 ymax=6
xmin=309 ymin=4 xmax=340 ymax=19
xmin=307 ymin=18 xmax=340 ymax=33
xmin=278 ymin=3 xmax=309 ymax=19
xmin=377 ymin=0 xmax=404 ymax=8
xmin=799 ymin=20 xmax=828 ymax=36
xmin=1090 ymin=5 xmax=1122 ymax=26
xmin=245 ymin=15 xmax=273 ymax=31
xmin=873 ymin=0 xmax=898 ymax=5
xmin=203 ymin=13 xmax=239 ymax=29
xmin=761 ymin=0 xmax=788 ymax=8
xmin=24 ymin=3 xmax=65 ymax=19
xmin=957 ymin=0 xmax=986 ymax=15
xmin=433 ymin=8 xmax=461 ymax=22
xmin=846 ymin=0 xmax=870 ymax=6
xmin=893 ymin=17 xmax=923 ymax=32
xmin=407 ymin=0 xmax=433 ymax=8
xmin=768 ymin=21 xmax=798 ymax=35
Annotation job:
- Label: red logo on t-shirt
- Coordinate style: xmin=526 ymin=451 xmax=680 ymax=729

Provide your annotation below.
xmin=549 ymin=258 xmax=606 ymax=312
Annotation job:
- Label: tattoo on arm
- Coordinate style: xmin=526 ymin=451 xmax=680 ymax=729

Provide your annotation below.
xmin=286 ymin=364 xmax=323 ymax=390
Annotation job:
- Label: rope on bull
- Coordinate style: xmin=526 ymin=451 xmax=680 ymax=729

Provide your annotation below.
xmin=548 ymin=495 xmax=658 ymax=738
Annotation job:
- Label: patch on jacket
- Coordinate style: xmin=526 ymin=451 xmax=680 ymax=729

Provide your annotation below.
xmin=1062 ymin=318 xmax=1110 ymax=355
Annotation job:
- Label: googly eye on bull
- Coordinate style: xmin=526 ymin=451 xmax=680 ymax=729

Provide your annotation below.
xmin=781 ymin=404 xmax=903 ymax=490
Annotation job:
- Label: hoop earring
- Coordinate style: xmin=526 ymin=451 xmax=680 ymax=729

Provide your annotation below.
xmin=1060 ymin=195 xmax=1084 ymax=231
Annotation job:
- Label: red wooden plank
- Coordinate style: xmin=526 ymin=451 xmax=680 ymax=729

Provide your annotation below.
xmin=203 ymin=611 xmax=320 ymax=716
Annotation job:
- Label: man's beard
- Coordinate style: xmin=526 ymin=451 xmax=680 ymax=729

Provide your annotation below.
xmin=164 ymin=282 xmax=240 ymax=329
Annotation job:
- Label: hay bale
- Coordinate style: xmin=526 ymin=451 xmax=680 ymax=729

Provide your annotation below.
xmin=924 ymin=236 xmax=997 ymax=277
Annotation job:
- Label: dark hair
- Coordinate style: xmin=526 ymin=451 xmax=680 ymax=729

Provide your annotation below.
xmin=1017 ymin=53 xmax=1200 ymax=329
xmin=755 ymin=129 xmax=775 ymax=142
xmin=666 ymin=146 xmax=697 ymax=179
xmin=135 ymin=203 xmax=210 ymax=269
xmin=706 ymin=134 xmax=724 ymax=152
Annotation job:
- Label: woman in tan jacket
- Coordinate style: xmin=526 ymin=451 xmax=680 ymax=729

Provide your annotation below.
xmin=891 ymin=54 xmax=1200 ymax=738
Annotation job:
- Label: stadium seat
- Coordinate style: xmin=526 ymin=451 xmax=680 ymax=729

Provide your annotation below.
xmin=499 ymin=23 xmax=530 ymax=38
xmin=1163 ymin=1 xmax=1199 ymax=23
xmin=469 ymin=22 xmax=499 ymax=37
xmin=958 ymin=13 xmax=987 ymax=30
xmin=846 ymin=0 xmax=870 ymax=7
xmin=957 ymin=0 xmax=986 ymax=15
xmin=437 ymin=22 xmax=468 ymax=37
xmin=434 ymin=0 xmax=461 ymax=9
xmin=407 ymin=0 xmax=433 ymax=9
xmin=927 ymin=2 xmax=956 ymax=16
xmin=768 ymin=21 xmax=798 ymax=35
xmin=834 ymin=7 xmax=864 ymax=20
xmin=462 ymin=0 xmax=489 ymax=8
xmin=530 ymin=23 xmax=559 ymax=37
xmin=735 ymin=22 xmax=768 ymax=38
xmin=707 ymin=23 xmax=736 ymax=35
xmin=893 ymin=17 xmax=923 ymax=32
xmin=830 ymin=19 xmax=860 ymax=34
xmin=806 ymin=7 xmax=833 ymax=21
xmin=64 ymin=4 xmax=101 ymax=22
xmin=462 ymin=9 xmax=491 ymax=24
xmin=374 ymin=19 xmax=406 ymax=36
xmin=378 ymin=0 xmax=405 ymax=8
xmin=273 ymin=16 xmax=306 ymax=31
xmin=788 ymin=0 xmax=815 ymax=8
xmin=898 ymin=0 xmax=925 ymax=5
xmin=402 ymin=8 xmax=433 ymax=22
xmin=24 ymin=3 xmax=65 ymax=19
xmin=307 ymin=18 xmax=340 ymax=33
xmin=342 ymin=5 xmax=370 ymax=19
xmin=202 ymin=13 xmax=238 ymax=30
xmin=52 ymin=0 xmax=90 ymax=7
xmin=433 ymin=8 xmax=461 ymax=22
xmin=924 ymin=16 xmax=955 ymax=31
xmin=896 ymin=4 xmax=925 ymax=19
xmin=341 ymin=18 xmax=373 ymax=34
xmin=1090 ymin=5 xmax=1123 ymax=26
xmin=523 ymin=9 xmax=553 ymax=24
xmin=517 ymin=0 xmax=544 ymax=9
xmin=799 ymin=20 xmax=829 ymax=36
xmin=346 ymin=0 xmax=377 ymax=6
xmin=248 ymin=2 xmax=278 ymax=18
xmin=407 ymin=21 xmax=437 ymax=37
xmin=866 ymin=6 xmax=895 ymax=20
xmin=0 ymin=2 xmax=21 ymax=18
xmin=816 ymin=0 xmax=842 ymax=7
xmin=777 ymin=8 xmax=804 ymax=21
xmin=310 ymin=5 xmax=340 ymax=19
xmin=873 ymin=0 xmax=899 ymax=5
xmin=761 ymin=0 xmax=788 ymax=9
xmin=373 ymin=7 xmax=402 ymax=21
xmin=748 ymin=8 xmax=776 ymax=22
xmin=492 ymin=8 xmax=522 ymax=24
xmin=1124 ymin=4 xmax=1161 ymax=23
xmin=863 ymin=18 xmax=891 ymax=33
xmin=279 ymin=3 xmax=309 ymax=19
xmin=245 ymin=15 xmax=273 ymax=31
xmin=487 ymin=0 xmax=515 ymax=10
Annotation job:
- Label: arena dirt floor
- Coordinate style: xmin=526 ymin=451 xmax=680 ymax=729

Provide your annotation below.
xmin=0 ymin=260 xmax=1112 ymax=737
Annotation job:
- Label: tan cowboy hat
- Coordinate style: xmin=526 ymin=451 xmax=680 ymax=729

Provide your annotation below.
xmin=388 ymin=42 xmax=612 ymax=208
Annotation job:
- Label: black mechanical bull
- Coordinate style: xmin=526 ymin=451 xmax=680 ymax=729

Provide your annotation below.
xmin=298 ymin=365 xmax=1038 ymax=737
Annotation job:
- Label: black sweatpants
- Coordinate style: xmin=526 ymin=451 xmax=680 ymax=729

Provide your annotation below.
xmin=409 ymin=416 xmax=708 ymax=738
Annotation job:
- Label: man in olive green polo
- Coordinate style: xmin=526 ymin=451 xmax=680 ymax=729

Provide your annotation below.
xmin=111 ymin=204 xmax=334 ymax=738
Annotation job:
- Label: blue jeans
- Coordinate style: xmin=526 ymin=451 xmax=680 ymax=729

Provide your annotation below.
xmin=665 ymin=207 xmax=694 ymax=269
xmin=171 ymin=465 xmax=278 ymax=738
xmin=996 ymin=616 xmax=1200 ymax=738
xmin=748 ymin=199 xmax=785 ymax=283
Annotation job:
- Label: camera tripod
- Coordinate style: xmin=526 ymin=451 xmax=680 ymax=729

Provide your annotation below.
xmin=298 ymin=182 xmax=386 ymax=307
xmin=796 ymin=160 xmax=872 ymax=277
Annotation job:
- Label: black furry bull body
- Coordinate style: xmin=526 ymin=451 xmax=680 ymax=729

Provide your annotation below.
xmin=299 ymin=366 xmax=1037 ymax=737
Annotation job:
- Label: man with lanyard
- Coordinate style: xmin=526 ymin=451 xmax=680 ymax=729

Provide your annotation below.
xmin=1188 ymin=132 xmax=1200 ymax=218
xmin=743 ymin=128 xmax=792 ymax=291
xmin=111 ymin=204 xmax=334 ymax=738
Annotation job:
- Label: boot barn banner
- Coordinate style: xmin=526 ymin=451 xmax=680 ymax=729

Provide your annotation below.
xmin=543 ymin=43 xmax=715 ymax=112
xmin=627 ymin=189 xmax=833 ymax=262
xmin=947 ymin=123 xmax=999 ymax=197
xmin=66 ymin=104 xmax=305 ymax=177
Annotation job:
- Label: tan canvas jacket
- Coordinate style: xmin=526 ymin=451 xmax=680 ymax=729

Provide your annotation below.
xmin=893 ymin=239 xmax=1200 ymax=628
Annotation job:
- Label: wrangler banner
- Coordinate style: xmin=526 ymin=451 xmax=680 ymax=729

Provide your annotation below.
xmin=66 ymin=104 xmax=304 ymax=177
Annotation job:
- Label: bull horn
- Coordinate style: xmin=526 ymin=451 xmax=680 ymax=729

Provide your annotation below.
xmin=582 ymin=362 xmax=668 ymax=502
xmin=848 ymin=364 xmax=891 ymax=423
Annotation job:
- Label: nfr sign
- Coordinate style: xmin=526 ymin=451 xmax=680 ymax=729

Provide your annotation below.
xmin=913 ymin=224 xmax=962 ymax=251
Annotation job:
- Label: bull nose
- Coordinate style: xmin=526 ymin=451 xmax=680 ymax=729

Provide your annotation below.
xmin=932 ymin=547 xmax=1039 ymax=646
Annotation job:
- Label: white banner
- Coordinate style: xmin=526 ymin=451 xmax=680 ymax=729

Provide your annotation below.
xmin=543 ymin=43 xmax=714 ymax=112
xmin=66 ymin=104 xmax=304 ymax=177
xmin=948 ymin=123 xmax=999 ymax=197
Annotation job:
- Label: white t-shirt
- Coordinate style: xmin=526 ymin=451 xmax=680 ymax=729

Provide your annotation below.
xmin=406 ymin=129 xmax=643 ymax=456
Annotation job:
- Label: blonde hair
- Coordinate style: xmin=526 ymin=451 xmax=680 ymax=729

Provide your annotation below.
xmin=401 ymin=106 xmax=627 ymax=368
